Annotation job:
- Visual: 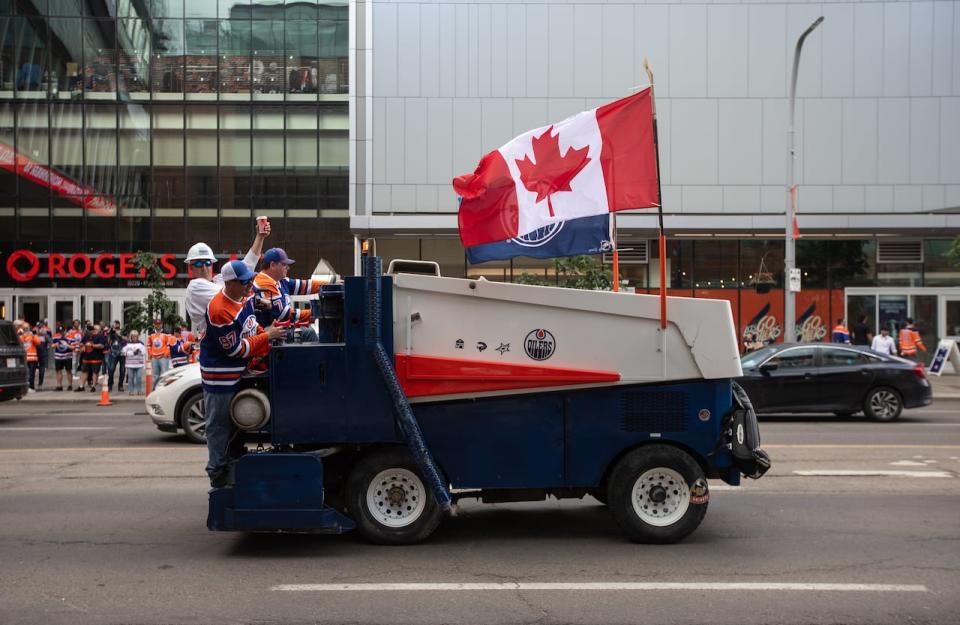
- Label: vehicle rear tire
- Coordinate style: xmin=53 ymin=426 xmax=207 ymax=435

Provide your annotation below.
xmin=346 ymin=448 xmax=443 ymax=545
xmin=606 ymin=445 xmax=708 ymax=544
xmin=863 ymin=387 xmax=903 ymax=421
xmin=179 ymin=390 xmax=207 ymax=444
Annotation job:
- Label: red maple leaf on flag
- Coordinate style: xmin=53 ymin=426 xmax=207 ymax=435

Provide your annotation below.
xmin=515 ymin=126 xmax=591 ymax=218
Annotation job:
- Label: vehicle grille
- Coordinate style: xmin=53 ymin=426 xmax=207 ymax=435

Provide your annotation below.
xmin=620 ymin=391 xmax=687 ymax=433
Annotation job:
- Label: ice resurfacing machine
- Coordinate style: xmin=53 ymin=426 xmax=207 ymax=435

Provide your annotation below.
xmin=208 ymin=257 xmax=769 ymax=544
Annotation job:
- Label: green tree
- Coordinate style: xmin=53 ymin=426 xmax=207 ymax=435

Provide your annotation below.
xmin=511 ymin=256 xmax=613 ymax=290
xmin=947 ymin=237 xmax=960 ymax=267
xmin=124 ymin=252 xmax=184 ymax=334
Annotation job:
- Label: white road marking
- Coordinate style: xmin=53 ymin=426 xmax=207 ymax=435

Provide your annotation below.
xmin=792 ymin=470 xmax=952 ymax=478
xmin=890 ymin=460 xmax=927 ymax=466
xmin=0 ymin=427 xmax=115 ymax=431
xmin=271 ymin=582 xmax=928 ymax=593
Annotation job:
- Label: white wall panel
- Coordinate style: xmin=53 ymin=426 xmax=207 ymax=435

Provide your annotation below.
xmin=894 ymin=185 xmax=922 ymax=212
xmin=507 ymin=5 xmax=526 ymax=97
xmin=822 ymin=3 xmax=854 ymax=98
xmin=723 ymin=186 xmax=761 ymax=213
xmin=417 ymin=185 xmax=439 ymax=214
xmin=427 ymin=98 xmax=453 ymax=185
xmin=548 ymin=99 xmax=588 ymax=125
xmin=657 ymin=98 xmax=672 ymax=186
xmin=526 ymin=5 xmax=549 ymax=98
xmin=708 ymin=5 xmax=748 ymax=98
xmin=481 ymin=99 xmax=514 ymax=154
xmin=384 ymin=98 xmax=405 ymax=184
xmin=452 ymin=99 xmax=482 ymax=183
xmin=749 ymin=4 xmax=787 ymax=98
xmin=490 ymin=6 xmax=509 ymax=98
xmin=834 ymin=186 xmax=866 ymax=213
xmin=373 ymin=4 xmax=397 ymax=97
xmin=420 ymin=5 xmax=439 ymax=98
xmin=923 ymin=185 xmax=946 ymax=211
xmin=372 ymin=97 xmax=386 ymax=184
xmin=787 ymin=3 xmax=823 ymax=98
xmin=941 ymin=97 xmax=960 ymax=184
xmin=671 ymin=99 xmax=718 ymax=185
xmin=801 ymin=186 xmax=834 ymax=213
xmin=404 ymin=98 xmax=428 ymax=183
xmin=909 ymin=2 xmax=934 ymax=97
xmin=512 ymin=98 xmax=549 ymax=137
xmin=718 ymin=99 xmax=761 ymax=185
xmin=391 ymin=185 xmax=416 ymax=212
xmin=455 ymin=5 xmax=470 ymax=97
xmin=635 ymin=4 xmax=670 ymax=98
xmin=877 ymin=98 xmax=910 ymax=185
xmin=842 ymin=99 xmax=878 ymax=185
xmin=478 ymin=5 xmax=492 ymax=97
xmin=438 ymin=5 xmax=456 ymax=98
xmin=602 ymin=5 xmax=634 ymax=99
xmin=372 ymin=184 xmax=391 ymax=213
xmin=854 ymin=3 xmax=883 ymax=97
xmin=574 ymin=5 xmax=603 ymax=98
xmin=761 ymin=98 xmax=788 ymax=186
xmin=883 ymin=3 xmax=910 ymax=97
xmin=910 ymin=98 xmax=940 ymax=184
xmin=760 ymin=186 xmax=783 ymax=214
xmin=682 ymin=186 xmax=723 ymax=213
xmin=954 ymin=3 xmax=960 ymax=95
xmin=865 ymin=185 xmax=894 ymax=213
xmin=548 ymin=6 xmax=574 ymax=98
xmin=397 ymin=5 xmax=420 ymax=97
xmin=670 ymin=5 xmax=707 ymax=98
xmin=932 ymin=1 xmax=953 ymax=97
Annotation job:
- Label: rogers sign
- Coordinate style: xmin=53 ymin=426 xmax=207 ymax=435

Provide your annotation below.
xmin=4 ymin=250 xmax=179 ymax=283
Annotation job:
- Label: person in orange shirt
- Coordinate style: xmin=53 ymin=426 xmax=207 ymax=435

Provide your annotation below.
xmin=898 ymin=318 xmax=926 ymax=363
xmin=147 ymin=319 xmax=176 ymax=380
xmin=18 ymin=321 xmax=42 ymax=391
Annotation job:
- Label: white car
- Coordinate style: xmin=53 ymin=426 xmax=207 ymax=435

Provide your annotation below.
xmin=146 ymin=364 xmax=206 ymax=443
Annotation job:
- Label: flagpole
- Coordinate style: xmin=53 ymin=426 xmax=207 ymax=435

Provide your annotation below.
xmin=644 ymin=58 xmax=667 ymax=330
xmin=611 ymin=213 xmax=620 ymax=292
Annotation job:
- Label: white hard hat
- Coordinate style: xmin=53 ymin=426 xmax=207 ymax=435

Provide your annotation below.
xmin=185 ymin=242 xmax=217 ymax=263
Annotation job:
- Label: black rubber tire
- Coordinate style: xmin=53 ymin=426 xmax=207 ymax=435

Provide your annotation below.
xmin=863 ymin=387 xmax=903 ymax=421
xmin=606 ymin=445 xmax=708 ymax=544
xmin=346 ymin=448 xmax=443 ymax=545
xmin=178 ymin=390 xmax=207 ymax=444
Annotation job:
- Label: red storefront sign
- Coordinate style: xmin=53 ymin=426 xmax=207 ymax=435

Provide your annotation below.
xmin=4 ymin=250 xmax=179 ymax=283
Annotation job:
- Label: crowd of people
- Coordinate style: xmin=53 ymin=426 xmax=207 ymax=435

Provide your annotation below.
xmin=14 ymin=318 xmax=197 ymax=396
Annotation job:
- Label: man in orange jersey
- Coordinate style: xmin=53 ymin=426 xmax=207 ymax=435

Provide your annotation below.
xmin=898 ymin=318 xmax=926 ymax=363
xmin=147 ymin=319 xmax=176 ymax=380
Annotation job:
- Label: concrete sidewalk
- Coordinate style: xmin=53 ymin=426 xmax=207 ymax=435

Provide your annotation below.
xmin=930 ymin=374 xmax=960 ymax=400
xmin=15 ymin=389 xmax=143 ymax=403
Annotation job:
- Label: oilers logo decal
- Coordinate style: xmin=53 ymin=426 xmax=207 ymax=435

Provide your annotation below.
xmin=241 ymin=316 xmax=259 ymax=338
xmin=511 ymin=222 xmax=564 ymax=248
xmin=524 ymin=328 xmax=556 ymax=361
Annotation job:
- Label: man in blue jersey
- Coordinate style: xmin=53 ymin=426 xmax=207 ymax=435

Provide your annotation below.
xmin=200 ymin=260 xmax=285 ymax=487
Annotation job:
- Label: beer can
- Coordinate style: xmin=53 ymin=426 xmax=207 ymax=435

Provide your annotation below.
xmin=256 ymin=215 xmax=269 ymax=234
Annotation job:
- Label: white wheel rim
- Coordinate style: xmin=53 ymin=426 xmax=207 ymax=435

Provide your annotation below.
xmin=366 ymin=468 xmax=426 ymax=528
xmin=631 ymin=468 xmax=690 ymax=527
xmin=870 ymin=390 xmax=899 ymax=419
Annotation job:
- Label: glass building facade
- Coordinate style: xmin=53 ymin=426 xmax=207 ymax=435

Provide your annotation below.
xmin=0 ymin=0 xmax=351 ymax=291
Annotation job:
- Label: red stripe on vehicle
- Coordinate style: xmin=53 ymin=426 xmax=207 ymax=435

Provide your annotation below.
xmin=395 ymin=354 xmax=620 ymax=398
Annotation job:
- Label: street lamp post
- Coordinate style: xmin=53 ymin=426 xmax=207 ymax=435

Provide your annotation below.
xmin=785 ymin=16 xmax=824 ymax=344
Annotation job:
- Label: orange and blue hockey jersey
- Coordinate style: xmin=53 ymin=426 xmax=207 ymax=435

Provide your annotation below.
xmin=52 ymin=332 xmax=73 ymax=361
xmin=831 ymin=324 xmax=851 ymax=344
xmin=169 ymin=339 xmax=194 ymax=368
xmin=253 ymin=272 xmax=325 ymax=327
xmin=199 ymin=290 xmax=271 ymax=393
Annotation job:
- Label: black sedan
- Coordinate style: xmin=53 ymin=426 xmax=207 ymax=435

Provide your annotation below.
xmin=738 ymin=343 xmax=932 ymax=421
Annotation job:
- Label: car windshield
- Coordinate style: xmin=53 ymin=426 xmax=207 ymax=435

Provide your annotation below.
xmin=741 ymin=346 xmax=779 ymax=368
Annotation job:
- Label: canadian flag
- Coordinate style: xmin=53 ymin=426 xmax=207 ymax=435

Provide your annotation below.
xmin=453 ymin=88 xmax=660 ymax=251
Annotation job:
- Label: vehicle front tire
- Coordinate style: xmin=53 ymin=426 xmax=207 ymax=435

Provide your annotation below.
xmin=606 ymin=445 xmax=708 ymax=544
xmin=346 ymin=448 xmax=443 ymax=545
xmin=863 ymin=387 xmax=903 ymax=421
xmin=178 ymin=390 xmax=207 ymax=444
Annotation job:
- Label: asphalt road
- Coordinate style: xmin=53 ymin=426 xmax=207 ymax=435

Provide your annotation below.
xmin=1 ymin=399 xmax=958 ymax=625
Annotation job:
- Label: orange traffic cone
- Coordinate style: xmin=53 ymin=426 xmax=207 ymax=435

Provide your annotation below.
xmin=98 ymin=374 xmax=113 ymax=406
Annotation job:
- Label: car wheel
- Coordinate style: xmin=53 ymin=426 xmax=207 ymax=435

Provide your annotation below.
xmin=606 ymin=445 xmax=709 ymax=544
xmin=863 ymin=387 xmax=903 ymax=422
xmin=346 ymin=448 xmax=443 ymax=545
xmin=178 ymin=390 xmax=207 ymax=444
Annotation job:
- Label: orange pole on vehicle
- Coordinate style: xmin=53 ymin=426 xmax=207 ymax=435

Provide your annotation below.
xmin=97 ymin=373 xmax=113 ymax=406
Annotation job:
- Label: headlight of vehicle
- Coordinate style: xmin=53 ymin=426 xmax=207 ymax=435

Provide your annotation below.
xmin=158 ymin=372 xmax=184 ymax=387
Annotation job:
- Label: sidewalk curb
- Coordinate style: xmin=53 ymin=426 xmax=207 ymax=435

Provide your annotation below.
xmin=14 ymin=394 xmax=143 ymax=404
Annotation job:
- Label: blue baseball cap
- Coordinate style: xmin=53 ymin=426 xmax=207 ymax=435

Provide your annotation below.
xmin=221 ymin=259 xmax=256 ymax=283
xmin=263 ymin=247 xmax=295 ymax=266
